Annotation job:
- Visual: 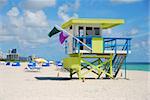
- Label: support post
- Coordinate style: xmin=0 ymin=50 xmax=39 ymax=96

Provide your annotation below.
xmin=125 ymin=57 xmax=127 ymax=79
xmin=115 ymin=39 xmax=117 ymax=53
xmin=110 ymin=54 xmax=113 ymax=77
xmin=70 ymin=69 xmax=73 ymax=79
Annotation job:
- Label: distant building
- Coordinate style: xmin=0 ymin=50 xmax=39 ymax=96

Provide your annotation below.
xmin=6 ymin=49 xmax=19 ymax=61
xmin=0 ymin=49 xmax=3 ymax=60
xmin=19 ymin=56 xmax=28 ymax=61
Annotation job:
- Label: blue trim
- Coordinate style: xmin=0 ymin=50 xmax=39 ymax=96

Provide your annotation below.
xmin=65 ymin=36 xmax=132 ymax=54
xmin=78 ymin=41 xmax=80 ymax=53
xmin=103 ymin=37 xmax=131 ymax=54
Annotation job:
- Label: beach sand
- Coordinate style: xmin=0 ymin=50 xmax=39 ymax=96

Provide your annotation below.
xmin=0 ymin=62 xmax=149 ymax=100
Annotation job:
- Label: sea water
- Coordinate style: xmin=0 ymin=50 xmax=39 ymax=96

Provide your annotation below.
xmin=122 ymin=64 xmax=150 ymax=71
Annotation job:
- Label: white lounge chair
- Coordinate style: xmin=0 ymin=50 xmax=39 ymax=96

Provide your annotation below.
xmin=25 ymin=62 xmax=41 ymax=72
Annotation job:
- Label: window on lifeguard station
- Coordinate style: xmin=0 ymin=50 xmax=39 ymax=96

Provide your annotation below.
xmin=86 ymin=27 xmax=93 ymax=47
xmin=86 ymin=27 xmax=92 ymax=36
xmin=69 ymin=25 xmax=72 ymax=30
xmin=94 ymin=27 xmax=100 ymax=36
xmin=79 ymin=26 xmax=84 ymax=37
xmin=78 ymin=26 xmax=84 ymax=50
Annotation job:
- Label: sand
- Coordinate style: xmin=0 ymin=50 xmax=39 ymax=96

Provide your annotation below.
xmin=0 ymin=62 xmax=149 ymax=100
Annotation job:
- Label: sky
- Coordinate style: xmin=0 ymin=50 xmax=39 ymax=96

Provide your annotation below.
xmin=0 ymin=0 xmax=149 ymax=62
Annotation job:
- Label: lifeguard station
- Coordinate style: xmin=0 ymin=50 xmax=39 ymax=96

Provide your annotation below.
xmin=62 ymin=18 xmax=131 ymax=79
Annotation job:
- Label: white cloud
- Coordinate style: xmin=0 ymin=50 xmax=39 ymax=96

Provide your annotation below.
xmin=130 ymin=28 xmax=139 ymax=35
xmin=24 ymin=10 xmax=49 ymax=27
xmin=58 ymin=4 xmax=69 ymax=21
xmin=141 ymin=41 xmax=146 ymax=47
xmin=0 ymin=7 xmax=50 ymax=48
xmin=133 ymin=43 xmax=140 ymax=48
xmin=57 ymin=0 xmax=80 ymax=21
xmin=7 ymin=9 xmax=49 ymax=28
xmin=0 ymin=20 xmax=16 ymax=41
xmin=0 ymin=35 xmax=15 ymax=41
xmin=110 ymin=0 xmax=142 ymax=3
xmin=22 ymin=0 xmax=56 ymax=10
xmin=106 ymin=29 xmax=112 ymax=35
xmin=102 ymin=28 xmax=125 ymax=37
xmin=147 ymin=40 xmax=150 ymax=45
xmin=74 ymin=0 xmax=80 ymax=10
xmin=141 ymin=40 xmax=150 ymax=48
xmin=7 ymin=7 xmax=20 ymax=17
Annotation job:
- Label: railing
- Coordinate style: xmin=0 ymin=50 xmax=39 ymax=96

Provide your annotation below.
xmin=65 ymin=36 xmax=131 ymax=54
xmin=113 ymin=55 xmax=124 ymax=72
xmin=104 ymin=37 xmax=131 ymax=53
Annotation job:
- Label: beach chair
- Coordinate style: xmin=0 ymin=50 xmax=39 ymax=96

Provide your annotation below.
xmin=56 ymin=61 xmax=63 ymax=68
xmin=42 ymin=62 xmax=49 ymax=67
xmin=6 ymin=62 xmax=10 ymax=66
xmin=49 ymin=60 xmax=54 ymax=66
xmin=12 ymin=62 xmax=20 ymax=67
xmin=0 ymin=61 xmax=6 ymax=65
xmin=25 ymin=62 xmax=41 ymax=71
xmin=57 ymin=63 xmax=63 ymax=67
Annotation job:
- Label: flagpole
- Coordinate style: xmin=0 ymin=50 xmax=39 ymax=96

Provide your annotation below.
xmin=55 ymin=25 xmax=93 ymax=51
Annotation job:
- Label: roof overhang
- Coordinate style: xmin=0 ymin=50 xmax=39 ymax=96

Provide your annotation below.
xmin=61 ymin=18 xmax=125 ymax=29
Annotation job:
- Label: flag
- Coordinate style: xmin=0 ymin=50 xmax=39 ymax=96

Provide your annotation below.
xmin=59 ymin=31 xmax=69 ymax=44
xmin=48 ymin=27 xmax=61 ymax=37
xmin=48 ymin=26 xmax=69 ymax=44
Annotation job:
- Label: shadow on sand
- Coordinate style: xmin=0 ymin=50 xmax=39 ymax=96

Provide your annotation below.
xmin=34 ymin=77 xmax=100 ymax=81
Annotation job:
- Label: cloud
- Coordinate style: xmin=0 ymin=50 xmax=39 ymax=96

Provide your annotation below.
xmin=24 ymin=10 xmax=49 ymax=27
xmin=102 ymin=28 xmax=125 ymax=37
xmin=0 ymin=20 xmax=16 ymax=41
xmin=57 ymin=0 xmax=80 ymax=21
xmin=7 ymin=7 xmax=20 ymax=17
xmin=0 ymin=7 xmax=50 ymax=48
xmin=141 ymin=40 xmax=150 ymax=48
xmin=74 ymin=0 xmax=80 ymax=10
xmin=6 ymin=8 xmax=49 ymax=28
xmin=130 ymin=28 xmax=139 ymax=35
xmin=110 ymin=0 xmax=142 ymax=3
xmin=141 ymin=41 xmax=146 ymax=47
xmin=103 ymin=29 xmax=112 ymax=35
xmin=132 ymin=43 xmax=140 ymax=49
xmin=22 ymin=0 xmax=56 ymax=10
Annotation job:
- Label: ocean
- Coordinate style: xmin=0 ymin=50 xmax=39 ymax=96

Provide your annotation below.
xmin=122 ymin=64 xmax=150 ymax=71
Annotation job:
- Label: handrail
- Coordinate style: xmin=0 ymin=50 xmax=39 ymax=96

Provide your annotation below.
xmin=66 ymin=36 xmax=131 ymax=54
xmin=122 ymin=41 xmax=128 ymax=50
xmin=104 ymin=37 xmax=131 ymax=53
xmin=104 ymin=37 xmax=132 ymax=40
xmin=113 ymin=55 xmax=122 ymax=71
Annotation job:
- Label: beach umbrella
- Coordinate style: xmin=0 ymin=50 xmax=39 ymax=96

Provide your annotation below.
xmin=34 ymin=58 xmax=48 ymax=63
